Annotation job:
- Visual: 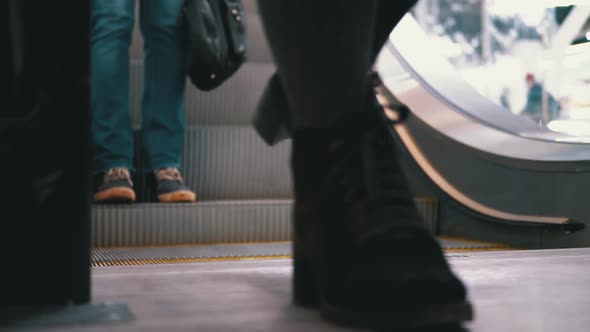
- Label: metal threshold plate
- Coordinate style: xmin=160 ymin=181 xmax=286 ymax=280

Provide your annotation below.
xmin=91 ymin=238 xmax=511 ymax=267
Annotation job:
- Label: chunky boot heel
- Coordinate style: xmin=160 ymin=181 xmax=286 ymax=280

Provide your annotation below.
xmin=292 ymin=249 xmax=320 ymax=307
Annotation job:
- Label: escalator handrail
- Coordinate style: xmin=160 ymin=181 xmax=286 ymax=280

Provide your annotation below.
xmin=375 ymin=15 xmax=590 ymax=168
xmin=381 ymin=14 xmax=590 ymax=145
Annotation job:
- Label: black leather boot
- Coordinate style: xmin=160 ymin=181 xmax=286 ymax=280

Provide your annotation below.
xmin=290 ymin=102 xmax=473 ymax=329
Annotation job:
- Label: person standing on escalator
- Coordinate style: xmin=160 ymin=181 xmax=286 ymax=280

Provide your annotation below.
xmin=91 ymin=0 xmax=196 ymax=203
xmin=523 ymin=73 xmax=561 ymax=124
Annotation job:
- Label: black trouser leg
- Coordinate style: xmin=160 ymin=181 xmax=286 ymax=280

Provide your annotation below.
xmin=257 ymin=0 xmax=378 ymax=129
xmin=372 ymin=0 xmax=419 ymax=62
xmin=256 ymin=0 xmax=418 ymax=129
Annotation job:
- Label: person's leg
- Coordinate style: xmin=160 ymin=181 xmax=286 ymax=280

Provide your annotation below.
xmin=91 ymin=0 xmax=136 ymax=203
xmin=140 ymin=0 xmax=195 ymax=203
xmin=139 ymin=0 xmax=185 ymax=171
xmin=257 ymin=2 xmax=378 ymax=129
xmin=252 ymin=0 xmax=418 ymax=145
xmin=257 ymin=0 xmax=471 ymax=328
xmin=91 ymin=0 xmax=135 ymax=174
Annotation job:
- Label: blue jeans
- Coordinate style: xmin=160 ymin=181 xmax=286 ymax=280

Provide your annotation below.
xmin=91 ymin=0 xmax=186 ymax=174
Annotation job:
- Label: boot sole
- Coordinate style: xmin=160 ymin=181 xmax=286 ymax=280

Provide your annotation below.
xmin=158 ymin=190 xmax=197 ymax=203
xmin=294 ymin=250 xmax=473 ymax=328
xmin=320 ymin=299 xmax=474 ymax=329
xmin=94 ymin=187 xmax=136 ymax=203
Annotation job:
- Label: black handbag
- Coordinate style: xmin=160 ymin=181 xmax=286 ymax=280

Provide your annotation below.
xmin=180 ymin=0 xmax=247 ymax=91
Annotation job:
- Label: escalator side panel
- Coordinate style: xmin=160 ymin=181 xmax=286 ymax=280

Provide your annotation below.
xmin=396 ymin=114 xmax=590 ymax=248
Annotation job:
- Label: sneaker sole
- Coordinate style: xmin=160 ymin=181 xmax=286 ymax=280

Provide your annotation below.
xmin=94 ymin=187 xmax=136 ymax=204
xmin=158 ymin=190 xmax=197 ymax=203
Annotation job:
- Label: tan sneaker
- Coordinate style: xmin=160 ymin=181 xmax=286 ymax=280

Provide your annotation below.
xmin=93 ymin=168 xmax=136 ymax=203
xmin=155 ymin=167 xmax=196 ymax=203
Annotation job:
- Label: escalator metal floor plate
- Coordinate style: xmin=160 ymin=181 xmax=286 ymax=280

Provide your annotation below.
xmin=91 ymin=238 xmax=510 ymax=267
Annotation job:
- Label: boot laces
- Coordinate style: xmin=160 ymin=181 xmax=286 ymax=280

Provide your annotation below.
xmin=327 ymin=115 xmax=417 ymax=241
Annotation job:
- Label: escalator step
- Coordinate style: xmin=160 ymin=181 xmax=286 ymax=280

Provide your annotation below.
xmin=92 ymin=200 xmax=292 ymax=248
xmin=181 ymin=125 xmax=291 ymax=200
xmin=132 ymin=125 xmax=292 ymax=201
xmin=92 ymin=198 xmax=439 ymax=247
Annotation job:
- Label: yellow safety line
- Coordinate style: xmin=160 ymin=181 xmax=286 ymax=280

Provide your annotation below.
xmin=438 ymin=236 xmax=515 ymax=251
xmin=93 ymin=241 xmax=292 ymax=250
xmin=91 ymin=255 xmax=291 ymax=267
xmin=445 ymin=247 xmax=515 ymax=253
xmin=91 ymin=237 xmax=514 ymax=267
